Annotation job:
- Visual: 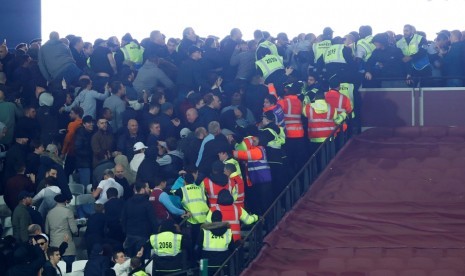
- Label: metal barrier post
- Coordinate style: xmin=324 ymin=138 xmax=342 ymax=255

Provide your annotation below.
xmin=200 ymin=259 xmax=208 ymax=276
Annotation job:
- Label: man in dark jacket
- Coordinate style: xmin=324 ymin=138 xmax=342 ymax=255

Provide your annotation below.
xmin=113 ymin=163 xmax=133 ymax=200
xmin=197 ymin=122 xmax=231 ymax=176
xmin=441 ymin=30 xmax=465 ymax=87
xmin=121 ymin=181 xmax=157 ymax=258
xmin=104 ymin=188 xmax=125 ymax=244
xmin=196 ymin=210 xmax=235 ymax=274
xmin=38 ymin=31 xmax=82 ymax=85
xmin=5 ymin=164 xmax=35 ymax=212
xmin=15 ymin=106 xmax=41 ymax=141
xmin=2 ymin=131 xmax=29 ymax=186
xmin=136 ymin=146 xmax=160 ymax=184
xmin=74 ymin=115 xmax=95 ymax=187
xmin=157 ymin=102 xmax=181 ymax=140
xmin=42 ymin=246 xmax=62 ymax=276
xmin=117 ymin=119 xmax=145 ymax=162
xmin=83 ymin=244 xmax=112 ymax=276
xmin=7 ymin=242 xmax=45 ymax=276
xmin=176 ymin=45 xmax=209 ymax=100
xmin=198 ymin=93 xmax=221 ymax=128
xmin=365 ymin=33 xmax=408 ymax=88
xmin=37 ymin=148 xmax=72 ymax=201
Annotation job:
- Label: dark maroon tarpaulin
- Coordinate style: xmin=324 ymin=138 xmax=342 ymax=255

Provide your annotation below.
xmin=243 ymin=127 xmax=465 ymax=276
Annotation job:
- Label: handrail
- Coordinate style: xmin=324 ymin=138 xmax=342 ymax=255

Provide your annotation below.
xmin=130 ymin=120 xmax=351 ymax=276
xmin=212 ymin=119 xmax=352 ymax=276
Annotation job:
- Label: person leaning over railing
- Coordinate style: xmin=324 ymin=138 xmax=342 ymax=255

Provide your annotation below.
xmin=364 ymin=33 xmax=408 ymax=88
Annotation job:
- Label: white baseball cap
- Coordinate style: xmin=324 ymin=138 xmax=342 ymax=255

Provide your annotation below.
xmin=133 ymin=142 xmax=148 ymax=152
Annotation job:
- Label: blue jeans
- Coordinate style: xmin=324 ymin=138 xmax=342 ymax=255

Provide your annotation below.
xmin=77 ymin=203 xmax=95 ymax=219
xmin=78 ymin=167 xmax=90 ymax=186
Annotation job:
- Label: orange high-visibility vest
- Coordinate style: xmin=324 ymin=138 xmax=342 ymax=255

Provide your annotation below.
xmin=203 ymin=177 xmax=234 ymax=207
xmin=210 ymin=204 xmax=242 ymax=241
xmin=279 ymin=95 xmax=304 ymax=138
xmin=268 ymin=83 xmax=278 ymax=99
xmin=303 ymin=104 xmax=337 ymax=143
xmin=325 ymin=90 xmax=352 ymax=132
xmin=230 ymin=175 xmax=244 ymax=209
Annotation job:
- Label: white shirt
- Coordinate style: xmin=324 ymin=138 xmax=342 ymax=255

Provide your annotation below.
xmin=96 ymin=177 xmax=124 ymax=204
xmin=113 ymin=258 xmax=131 ymax=276
xmin=130 ymin=152 xmax=145 ymax=173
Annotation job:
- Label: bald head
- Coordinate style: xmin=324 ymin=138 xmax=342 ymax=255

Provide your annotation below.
xmin=127 ymin=119 xmax=138 ymax=135
xmin=114 ymin=164 xmax=125 ymax=179
xmin=186 ymin=108 xmax=198 ymax=123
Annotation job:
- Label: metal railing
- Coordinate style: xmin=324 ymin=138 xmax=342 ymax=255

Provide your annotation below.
xmin=135 ymin=121 xmax=352 ymax=276
xmin=213 ymin=120 xmax=352 ymax=276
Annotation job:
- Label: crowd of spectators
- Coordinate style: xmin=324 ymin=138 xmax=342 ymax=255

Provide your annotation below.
xmin=0 ymin=24 xmax=464 ymax=275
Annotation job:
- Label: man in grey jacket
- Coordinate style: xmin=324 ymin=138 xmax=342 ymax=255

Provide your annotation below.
xmin=38 ymin=32 xmax=82 ymax=85
xmin=133 ymin=50 xmax=174 ymax=96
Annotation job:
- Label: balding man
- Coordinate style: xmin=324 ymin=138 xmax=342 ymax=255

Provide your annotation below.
xmin=117 ymin=119 xmax=145 ymax=161
xmin=113 ymin=163 xmax=133 ymax=200
xmin=185 ymin=108 xmax=202 ymax=131
xmin=197 ymin=121 xmax=231 ymax=175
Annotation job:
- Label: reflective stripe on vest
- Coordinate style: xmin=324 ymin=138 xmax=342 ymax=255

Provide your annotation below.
xmin=273 ymin=105 xmax=286 ymax=128
xmin=247 ymin=146 xmax=272 ymax=184
xmin=313 ymin=40 xmax=332 ymax=63
xmin=336 ymin=94 xmax=344 ymax=113
xmin=283 ymin=97 xmax=304 ymax=137
xmin=307 ymin=104 xmax=336 ymax=141
xmin=256 ymin=40 xmax=281 ymax=61
xmin=203 ymin=228 xmax=232 ymax=252
xmin=339 ymin=83 xmax=355 ymax=118
xmin=357 ymin=36 xmax=376 ymax=62
xmin=396 ymin=34 xmax=423 ymax=56
xmin=205 ymin=178 xmax=233 ymax=206
xmin=213 ymin=205 xmax=241 ymax=236
xmin=121 ymin=42 xmax=144 ymax=65
xmin=324 ymin=44 xmax=346 ymax=64
xmin=181 ymin=185 xmax=208 ymax=223
xmin=150 ymin=232 xmax=182 ymax=257
xmin=262 ymin=127 xmax=285 ymax=149
xmin=255 ymin=55 xmax=285 ymax=80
